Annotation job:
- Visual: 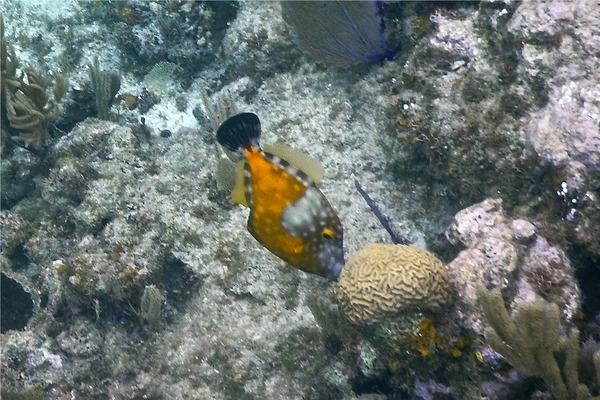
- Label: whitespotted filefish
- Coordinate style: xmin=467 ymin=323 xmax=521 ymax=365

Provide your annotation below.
xmin=216 ymin=113 xmax=345 ymax=280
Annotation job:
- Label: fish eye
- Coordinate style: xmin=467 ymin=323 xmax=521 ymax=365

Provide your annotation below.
xmin=322 ymin=228 xmax=335 ymax=240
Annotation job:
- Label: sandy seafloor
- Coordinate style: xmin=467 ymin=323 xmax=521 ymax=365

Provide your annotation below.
xmin=1 ymin=1 xmax=600 ymax=399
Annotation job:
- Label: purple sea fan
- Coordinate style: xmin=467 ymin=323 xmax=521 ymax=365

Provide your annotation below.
xmin=281 ymin=1 xmax=396 ymax=65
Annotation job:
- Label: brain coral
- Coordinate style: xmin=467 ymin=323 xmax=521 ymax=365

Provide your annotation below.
xmin=336 ymin=244 xmax=453 ymax=325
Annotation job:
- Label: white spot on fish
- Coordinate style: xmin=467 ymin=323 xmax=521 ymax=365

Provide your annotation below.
xmin=281 ymin=187 xmax=327 ymax=236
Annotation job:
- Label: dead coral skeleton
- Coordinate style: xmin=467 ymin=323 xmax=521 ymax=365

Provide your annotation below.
xmin=1 ymin=14 xmax=68 ymax=153
xmin=479 ymin=287 xmax=600 ymax=400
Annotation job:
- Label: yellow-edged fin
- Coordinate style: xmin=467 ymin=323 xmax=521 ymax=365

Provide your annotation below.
xmin=263 ymin=143 xmax=325 ymax=183
xmin=230 ymin=160 xmax=248 ymax=207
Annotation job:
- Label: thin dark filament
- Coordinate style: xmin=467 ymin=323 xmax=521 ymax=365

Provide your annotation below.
xmin=354 ymin=179 xmax=408 ymax=245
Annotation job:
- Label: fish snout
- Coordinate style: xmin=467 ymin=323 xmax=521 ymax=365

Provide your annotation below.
xmin=318 ymin=240 xmax=345 ymax=280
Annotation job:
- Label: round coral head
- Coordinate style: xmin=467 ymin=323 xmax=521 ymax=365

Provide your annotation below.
xmin=336 ymin=244 xmax=454 ymax=325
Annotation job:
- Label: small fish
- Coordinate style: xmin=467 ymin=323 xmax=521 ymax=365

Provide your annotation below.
xmin=216 ymin=112 xmax=345 ymax=280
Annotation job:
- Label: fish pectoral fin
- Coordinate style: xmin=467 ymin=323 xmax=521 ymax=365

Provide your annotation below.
xmin=230 ymin=160 xmax=249 ymax=207
xmin=216 ymin=156 xmax=237 ymax=192
xmin=263 ymin=143 xmax=325 ymax=183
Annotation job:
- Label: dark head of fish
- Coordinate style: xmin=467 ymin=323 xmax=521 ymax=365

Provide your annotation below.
xmin=281 ymin=1 xmax=397 ymax=65
xmin=312 ymin=218 xmax=345 ymax=281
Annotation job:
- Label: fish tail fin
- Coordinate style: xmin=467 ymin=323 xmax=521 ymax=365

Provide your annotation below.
xmin=216 ymin=113 xmax=261 ymax=153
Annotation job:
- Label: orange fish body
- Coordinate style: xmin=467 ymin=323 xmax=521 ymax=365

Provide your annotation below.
xmin=217 ymin=113 xmax=344 ymax=280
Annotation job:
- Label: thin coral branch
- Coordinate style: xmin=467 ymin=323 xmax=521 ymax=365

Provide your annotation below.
xmin=1 ymin=14 xmax=68 ymax=154
xmin=478 ymin=287 xmax=599 ymax=400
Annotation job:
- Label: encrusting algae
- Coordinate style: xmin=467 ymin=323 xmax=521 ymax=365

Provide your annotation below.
xmin=405 ymin=316 xmax=472 ymax=358
xmin=336 ymin=243 xmax=454 ymax=325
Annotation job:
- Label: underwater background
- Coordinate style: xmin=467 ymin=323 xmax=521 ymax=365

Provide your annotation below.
xmin=1 ymin=1 xmax=599 ymax=399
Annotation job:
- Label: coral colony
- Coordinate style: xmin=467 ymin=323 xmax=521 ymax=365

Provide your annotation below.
xmin=1 ymin=2 xmax=599 ymax=399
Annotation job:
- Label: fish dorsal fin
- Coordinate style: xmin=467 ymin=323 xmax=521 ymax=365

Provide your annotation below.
xmin=230 ymin=160 xmax=249 ymax=207
xmin=263 ymin=143 xmax=325 ymax=184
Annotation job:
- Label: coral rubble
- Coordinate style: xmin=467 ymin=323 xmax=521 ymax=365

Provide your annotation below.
xmin=445 ymin=198 xmax=580 ymax=334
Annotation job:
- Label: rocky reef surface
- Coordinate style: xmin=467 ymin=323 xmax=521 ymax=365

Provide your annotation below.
xmin=1 ymin=1 xmax=599 ymax=399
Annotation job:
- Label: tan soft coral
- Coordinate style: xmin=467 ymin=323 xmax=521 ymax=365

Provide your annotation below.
xmin=1 ymin=14 xmax=68 ymax=153
xmin=336 ymin=244 xmax=454 ymax=325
